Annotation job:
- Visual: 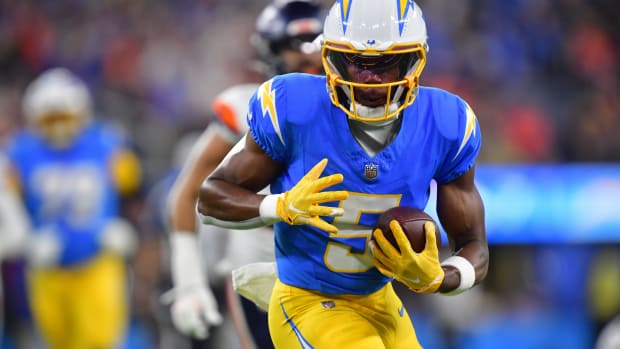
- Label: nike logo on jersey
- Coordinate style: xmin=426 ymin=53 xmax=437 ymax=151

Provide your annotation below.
xmin=398 ymin=304 xmax=405 ymax=317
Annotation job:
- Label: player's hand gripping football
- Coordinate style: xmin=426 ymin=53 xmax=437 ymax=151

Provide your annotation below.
xmin=276 ymin=158 xmax=349 ymax=233
xmin=371 ymin=221 xmax=445 ymax=293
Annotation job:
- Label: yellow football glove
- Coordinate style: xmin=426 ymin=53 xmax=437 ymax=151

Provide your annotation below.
xmin=371 ymin=221 xmax=444 ymax=293
xmin=276 ymin=158 xmax=349 ymax=234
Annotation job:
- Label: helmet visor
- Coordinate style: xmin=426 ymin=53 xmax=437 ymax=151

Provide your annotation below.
xmin=328 ymin=50 xmax=421 ymax=80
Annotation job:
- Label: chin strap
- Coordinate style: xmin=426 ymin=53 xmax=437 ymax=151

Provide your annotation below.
xmin=350 ymin=102 xmax=400 ymax=122
xmin=341 ymin=84 xmax=405 ymax=121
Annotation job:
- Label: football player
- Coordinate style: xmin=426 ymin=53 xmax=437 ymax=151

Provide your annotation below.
xmin=0 ymin=154 xmax=30 ymax=346
xmin=4 ymin=67 xmax=142 ymax=349
xmin=166 ymin=0 xmax=325 ymax=348
xmin=196 ymin=1 xmax=489 ymax=348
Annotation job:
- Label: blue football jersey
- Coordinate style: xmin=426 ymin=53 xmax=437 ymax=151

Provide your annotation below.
xmin=5 ymin=121 xmax=127 ymax=266
xmin=248 ymin=73 xmax=481 ymax=295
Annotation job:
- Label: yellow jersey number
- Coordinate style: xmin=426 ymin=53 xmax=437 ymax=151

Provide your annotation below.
xmin=324 ymin=192 xmax=401 ymax=273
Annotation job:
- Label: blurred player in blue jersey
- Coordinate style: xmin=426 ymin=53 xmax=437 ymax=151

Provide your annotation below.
xmin=194 ymin=1 xmax=490 ymax=348
xmin=167 ymin=1 xmax=325 ymax=348
xmin=4 ymin=67 xmax=142 ymax=349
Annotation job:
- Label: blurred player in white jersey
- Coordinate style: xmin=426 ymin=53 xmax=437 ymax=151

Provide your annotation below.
xmin=166 ymin=1 xmax=325 ymax=348
xmin=0 ymin=154 xmax=30 ymax=347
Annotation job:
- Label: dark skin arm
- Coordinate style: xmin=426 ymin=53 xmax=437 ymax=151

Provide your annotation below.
xmin=436 ymin=165 xmax=488 ymax=293
xmin=169 ymin=128 xmax=235 ymax=233
xmin=197 ymin=133 xmax=282 ymax=220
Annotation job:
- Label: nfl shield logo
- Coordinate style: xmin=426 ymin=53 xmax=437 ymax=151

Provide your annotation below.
xmin=364 ymin=163 xmax=378 ymax=181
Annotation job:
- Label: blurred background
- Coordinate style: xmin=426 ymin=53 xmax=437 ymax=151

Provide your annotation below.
xmin=0 ymin=0 xmax=619 ymax=348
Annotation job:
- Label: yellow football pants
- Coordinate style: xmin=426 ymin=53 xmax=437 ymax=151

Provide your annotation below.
xmin=28 ymin=252 xmax=127 ymax=349
xmin=268 ymin=279 xmax=422 ymax=349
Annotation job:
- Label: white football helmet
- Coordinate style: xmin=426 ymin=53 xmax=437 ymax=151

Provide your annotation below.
xmin=321 ymin=0 xmax=428 ymax=122
xmin=22 ymin=68 xmax=92 ymax=148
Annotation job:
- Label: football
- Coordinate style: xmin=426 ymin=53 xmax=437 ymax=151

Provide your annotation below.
xmin=373 ymin=206 xmax=441 ymax=253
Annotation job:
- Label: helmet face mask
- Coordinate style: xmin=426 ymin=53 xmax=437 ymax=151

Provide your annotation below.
xmin=34 ymin=112 xmax=85 ymax=148
xmin=320 ymin=0 xmax=428 ymax=122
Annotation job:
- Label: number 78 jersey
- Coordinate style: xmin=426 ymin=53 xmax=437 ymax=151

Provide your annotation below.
xmin=248 ymin=73 xmax=481 ymax=295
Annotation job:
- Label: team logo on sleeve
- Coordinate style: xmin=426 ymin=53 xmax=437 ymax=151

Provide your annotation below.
xmin=257 ymin=79 xmax=285 ymax=145
xmin=453 ymin=103 xmax=477 ymax=160
xmin=364 ymin=163 xmax=379 ymax=181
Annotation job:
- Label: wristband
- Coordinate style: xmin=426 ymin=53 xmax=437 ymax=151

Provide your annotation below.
xmin=259 ymin=194 xmax=282 ymax=225
xmin=440 ymin=255 xmax=476 ymax=296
